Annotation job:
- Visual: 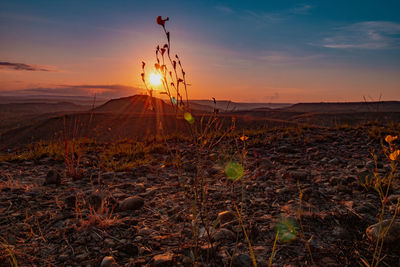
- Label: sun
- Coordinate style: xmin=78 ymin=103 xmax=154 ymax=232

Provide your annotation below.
xmin=149 ymin=72 xmax=162 ymax=87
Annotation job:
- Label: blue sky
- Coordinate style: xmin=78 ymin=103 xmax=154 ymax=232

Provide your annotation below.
xmin=0 ymin=0 xmax=399 ymax=102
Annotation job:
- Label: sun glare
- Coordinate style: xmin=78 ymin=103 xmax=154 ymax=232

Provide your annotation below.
xmin=149 ymin=72 xmax=162 ymax=87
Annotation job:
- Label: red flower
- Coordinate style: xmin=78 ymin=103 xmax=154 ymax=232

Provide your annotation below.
xmin=156 ymin=16 xmax=169 ymax=27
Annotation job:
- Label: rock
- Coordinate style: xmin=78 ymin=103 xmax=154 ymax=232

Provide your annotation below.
xmin=288 ymin=170 xmax=309 ymax=180
xmin=45 ymin=169 xmax=61 ymax=185
xmin=104 ymin=238 xmax=116 ymax=247
xmin=366 ymin=219 xmax=400 ymax=243
xmin=232 ymin=254 xmax=252 ymax=267
xmin=124 ymin=258 xmax=136 ymax=267
xmin=217 ymin=211 xmax=236 ymax=225
xmin=320 ymin=256 xmax=339 ymax=267
xmin=118 ymin=243 xmax=139 ymax=256
xmin=138 ymin=227 xmax=151 ymax=236
xmin=329 ymin=158 xmax=340 ymax=165
xmin=212 ymin=228 xmax=236 ymax=242
xmin=152 ymin=252 xmax=174 ymax=267
xmin=75 ymin=253 xmax=88 ymax=261
xmin=261 ymin=158 xmax=274 ymax=168
xmin=119 ymin=196 xmax=144 ymax=211
xmin=332 ymin=226 xmax=349 ymax=239
xmin=102 ymin=172 xmax=115 ymax=179
xmin=100 ymin=256 xmax=119 ymax=267
xmin=88 ymin=193 xmax=103 ymax=210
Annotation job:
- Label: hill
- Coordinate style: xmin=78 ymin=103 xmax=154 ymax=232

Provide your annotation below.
xmin=189 ymin=100 xmax=292 ymax=111
xmin=282 ymin=101 xmax=400 ymax=113
xmin=2 ymin=96 xmax=400 ymax=149
xmin=0 ymin=101 xmax=90 ymax=132
xmin=0 ymin=101 xmax=88 ymax=113
xmin=93 ymin=95 xmax=177 ymax=114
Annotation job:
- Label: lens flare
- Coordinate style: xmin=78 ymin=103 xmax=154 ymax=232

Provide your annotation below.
xmin=184 ymin=112 xmax=195 ymax=124
xmin=225 ymin=161 xmax=244 ymax=181
xmin=275 ymin=218 xmax=298 ymax=242
xmin=149 ymin=73 xmax=162 ymax=86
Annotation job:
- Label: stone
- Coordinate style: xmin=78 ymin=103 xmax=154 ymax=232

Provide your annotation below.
xmin=45 ymin=169 xmax=61 ymax=185
xmin=104 ymin=238 xmax=116 ymax=247
xmin=118 ymin=243 xmax=139 ymax=256
xmin=261 ymin=158 xmax=274 ymax=168
xmin=102 ymin=172 xmax=115 ymax=179
xmin=366 ymin=219 xmax=400 ymax=243
xmin=212 ymin=228 xmax=236 ymax=242
xmin=232 ymin=254 xmax=253 ymax=267
xmin=119 ymin=196 xmax=144 ymax=211
xmin=217 ymin=211 xmax=236 ymax=225
xmin=152 ymin=252 xmax=174 ymax=267
xmin=88 ymin=193 xmax=103 ymax=211
xmin=320 ymin=257 xmax=339 ymax=267
xmin=332 ymin=226 xmax=349 ymax=239
xmin=329 ymin=158 xmax=340 ymax=165
xmin=288 ymin=170 xmax=309 ymax=180
xmin=100 ymin=256 xmax=119 ymax=267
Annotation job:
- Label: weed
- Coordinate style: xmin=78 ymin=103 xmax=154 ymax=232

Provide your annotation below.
xmin=0 ymin=140 xmax=64 ymax=162
xmin=0 ymin=237 xmax=18 ymax=267
xmin=140 ymin=16 xmax=245 ymax=265
xmin=360 ymin=135 xmax=400 ymax=267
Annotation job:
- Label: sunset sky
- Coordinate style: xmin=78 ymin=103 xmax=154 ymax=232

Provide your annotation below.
xmin=1 ymin=0 xmax=399 ymax=102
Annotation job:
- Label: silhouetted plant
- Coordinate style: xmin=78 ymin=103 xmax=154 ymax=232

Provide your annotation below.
xmin=140 ymin=16 xmax=254 ymax=266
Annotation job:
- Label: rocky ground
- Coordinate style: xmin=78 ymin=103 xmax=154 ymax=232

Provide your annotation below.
xmin=1 ymin=125 xmax=400 ymax=266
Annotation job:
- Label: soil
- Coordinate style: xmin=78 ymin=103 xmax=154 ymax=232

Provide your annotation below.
xmin=1 ymin=125 xmax=400 ymax=266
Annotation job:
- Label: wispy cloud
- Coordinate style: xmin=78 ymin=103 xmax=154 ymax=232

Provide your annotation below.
xmin=322 ymin=21 xmax=400 ymax=49
xmin=215 ymin=5 xmax=235 ymax=14
xmin=243 ymin=3 xmax=314 ymax=23
xmin=289 ymin=4 xmax=314 ymax=15
xmin=56 ymin=84 xmax=139 ymax=97
xmin=0 ymin=61 xmax=56 ymax=72
xmin=244 ymin=10 xmax=284 ymax=23
xmin=257 ymin=51 xmax=323 ymax=65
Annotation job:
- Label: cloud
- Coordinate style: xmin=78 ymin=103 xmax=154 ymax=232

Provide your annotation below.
xmin=215 ymin=5 xmax=235 ymax=14
xmin=257 ymin=51 xmax=323 ymax=65
xmin=244 ymin=10 xmax=284 ymax=23
xmin=321 ymin=21 xmax=400 ymax=50
xmin=0 ymin=61 xmax=55 ymax=72
xmin=243 ymin=3 xmax=314 ymax=23
xmin=289 ymin=4 xmax=314 ymax=15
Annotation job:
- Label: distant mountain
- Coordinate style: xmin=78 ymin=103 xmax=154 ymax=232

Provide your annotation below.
xmin=0 ymin=95 xmax=107 ymax=106
xmin=93 ymin=95 xmax=178 ymax=114
xmin=189 ymin=100 xmax=292 ymax=111
xmin=0 ymin=102 xmax=90 ymax=132
xmin=0 ymin=102 xmax=89 ymax=113
xmin=281 ymin=101 xmax=400 ymax=113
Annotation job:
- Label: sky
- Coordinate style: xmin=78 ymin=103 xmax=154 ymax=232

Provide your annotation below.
xmin=0 ymin=0 xmax=399 ymax=103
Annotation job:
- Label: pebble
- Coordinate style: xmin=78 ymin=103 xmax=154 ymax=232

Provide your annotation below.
xmin=217 ymin=210 xmax=236 ymax=225
xmin=212 ymin=228 xmax=236 ymax=242
xmin=152 ymin=252 xmax=174 ymax=267
xmin=288 ymin=170 xmax=309 ymax=180
xmin=119 ymin=196 xmax=145 ymax=211
xmin=45 ymin=169 xmax=61 ymax=185
xmin=232 ymin=254 xmax=253 ymax=267
xmin=100 ymin=256 xmax=119 ymax=267
xmin=366 ymin=219 xmax=400 ymax=243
